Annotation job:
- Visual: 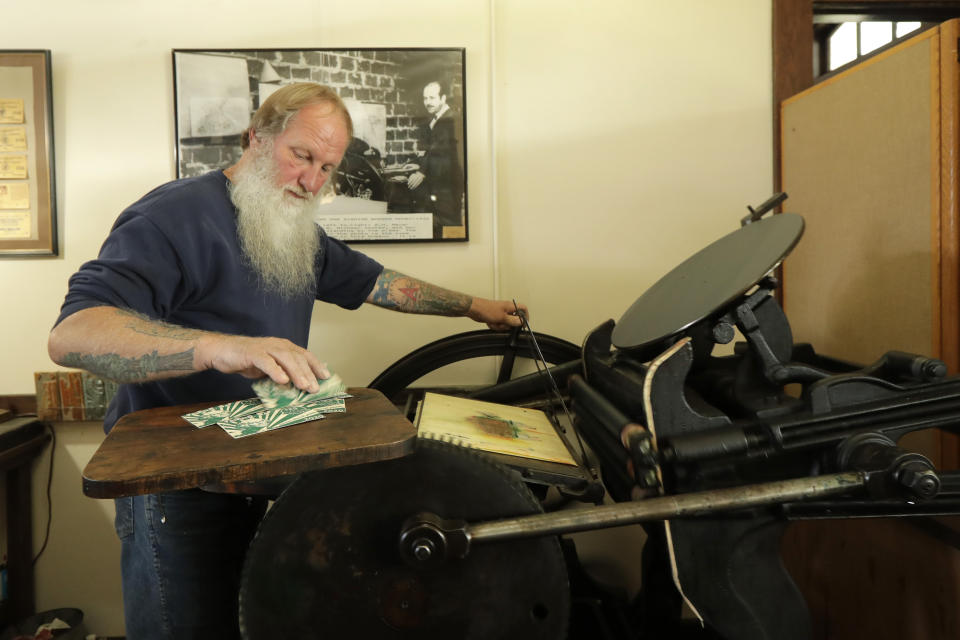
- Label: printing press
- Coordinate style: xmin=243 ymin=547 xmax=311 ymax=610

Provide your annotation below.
xmin=83 ymin=195 xmax=960 ymax=639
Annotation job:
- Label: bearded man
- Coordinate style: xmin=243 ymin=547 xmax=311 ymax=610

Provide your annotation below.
xmin=48 ymin=83 xmax=525 ymax=640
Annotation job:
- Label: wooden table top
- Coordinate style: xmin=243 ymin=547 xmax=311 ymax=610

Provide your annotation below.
xmin=82 ymin=388 xmax=416 ymax=499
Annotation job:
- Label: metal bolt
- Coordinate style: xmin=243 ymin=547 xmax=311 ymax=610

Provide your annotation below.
xmin=412 ymin=538 xmax=434 ymax=561
xmin=917 ymin=476 xmax=938 ymax=496
xmin=712 ymin=321 xmax=735 ymax=344
xmin=923 ymin=360 xmax=947 ymax=379
xmin=899 ymin=465 xmax=940 ymax=500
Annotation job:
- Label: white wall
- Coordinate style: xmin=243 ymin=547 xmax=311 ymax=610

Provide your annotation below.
xmin=0 ymin=1 xmax=772 ymax=635
xmin=495 ymin=1 xmax=774 ymax=341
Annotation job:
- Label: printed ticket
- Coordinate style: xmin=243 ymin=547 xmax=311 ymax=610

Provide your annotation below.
xmin=0 ymin=156 xmax=27 ymax=179
xmin=0 ymin=99 xmax=24 ymax=124
xmin=0 ymin=182 xmax=29 ymax=209
xmin=0 ymin=211 xmax=30 ymax=238
xmin=0 ymin=127 xmax=26 ymax=151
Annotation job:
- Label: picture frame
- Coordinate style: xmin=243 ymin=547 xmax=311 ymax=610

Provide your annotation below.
xmin=172 ymin=48 xmax=467 ymax=243
xmin=0 ymin=50 xmax=57 ymax=256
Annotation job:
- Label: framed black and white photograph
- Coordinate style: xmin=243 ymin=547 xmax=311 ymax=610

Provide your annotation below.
xmin=173 ymin=48 xmax=467 ymax=243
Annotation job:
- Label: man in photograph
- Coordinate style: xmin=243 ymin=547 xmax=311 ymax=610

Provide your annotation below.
xmin=407 ymin=79 xmax=465 ymax=237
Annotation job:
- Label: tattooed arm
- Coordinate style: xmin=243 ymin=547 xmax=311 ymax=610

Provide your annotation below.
xmin=47 ymin=306 xmax=328 ymax=391
xmin=366 ymin=268 xmax=526 ymax=330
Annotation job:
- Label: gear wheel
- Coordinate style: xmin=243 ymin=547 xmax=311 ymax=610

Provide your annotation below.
xmin=240 ymin=440 xmax=570 ymax=639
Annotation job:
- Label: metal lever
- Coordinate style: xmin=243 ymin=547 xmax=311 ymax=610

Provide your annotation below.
xmin=741 ymin=192 xmax=788 ymax=226
xmin=398 ymin=471 xmax=865 ymax=567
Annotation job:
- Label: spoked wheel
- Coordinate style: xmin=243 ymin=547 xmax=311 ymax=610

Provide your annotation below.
xmin=368 ymin=328 xmax=582 ymax=414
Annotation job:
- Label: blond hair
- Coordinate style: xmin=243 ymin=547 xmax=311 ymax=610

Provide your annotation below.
xmin=242 ymin=82 xmax=353 ymax=148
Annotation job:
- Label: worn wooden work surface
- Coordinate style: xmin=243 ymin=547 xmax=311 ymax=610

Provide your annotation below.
xmin=82 ymin=387 xmax=416 ymax=499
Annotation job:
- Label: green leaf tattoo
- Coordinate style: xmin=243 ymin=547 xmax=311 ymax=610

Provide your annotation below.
xmin=60 ymin=349 xmax=195 ymax=383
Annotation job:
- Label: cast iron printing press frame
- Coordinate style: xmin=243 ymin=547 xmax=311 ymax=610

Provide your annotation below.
xmin=238 ymin=194 xmax=960 ymax=639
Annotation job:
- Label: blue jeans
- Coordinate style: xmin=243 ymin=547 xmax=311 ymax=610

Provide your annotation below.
xmin=114 ymin=490 xmax=268 ymax=640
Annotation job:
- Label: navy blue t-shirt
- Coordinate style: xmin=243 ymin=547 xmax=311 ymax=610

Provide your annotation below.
xmin=56 ymin=170 xmax=383 ymax=431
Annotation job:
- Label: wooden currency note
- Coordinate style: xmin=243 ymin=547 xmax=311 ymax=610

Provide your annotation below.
xmin=252 ymin=373 xmax=347 ymax=409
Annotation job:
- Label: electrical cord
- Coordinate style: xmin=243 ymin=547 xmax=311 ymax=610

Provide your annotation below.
xmin=31 ymin=419 xmax=55 ymax=566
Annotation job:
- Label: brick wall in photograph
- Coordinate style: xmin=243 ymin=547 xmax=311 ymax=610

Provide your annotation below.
xmin=178 ymin=49 xmax=463 ymax=177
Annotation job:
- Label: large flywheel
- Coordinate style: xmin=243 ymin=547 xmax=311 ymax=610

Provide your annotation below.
xmin=239 ymin=440 xmax=570 ymax=639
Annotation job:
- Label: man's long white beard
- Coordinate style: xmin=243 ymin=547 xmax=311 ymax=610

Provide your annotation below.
xmin=229 ymin=143 xmax=322 ymax=298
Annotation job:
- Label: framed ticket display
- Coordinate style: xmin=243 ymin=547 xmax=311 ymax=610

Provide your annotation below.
xmin=173 ymin=48 xmax=467 ymax=243
xmin=0 ymin=50 xmax=56 ymax=256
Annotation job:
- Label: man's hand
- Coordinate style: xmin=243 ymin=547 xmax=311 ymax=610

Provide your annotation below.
xmin=467 ymin=298 xmax=528 ymax=330
xmin=196 ymin=334 xmax=330 ymax=393
xmin=407 ymin=171 xmax=426 ymax=190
